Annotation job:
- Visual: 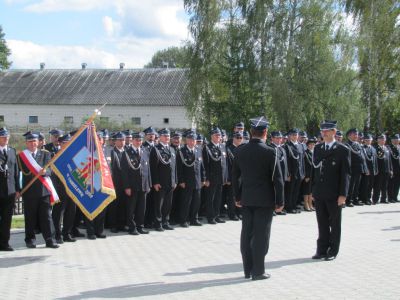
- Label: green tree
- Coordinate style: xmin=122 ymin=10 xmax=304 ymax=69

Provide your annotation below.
xmin=0 ymin=26 xmax=12 ymax=70
xmin=144 ymin=46 xmax=190 ymax=68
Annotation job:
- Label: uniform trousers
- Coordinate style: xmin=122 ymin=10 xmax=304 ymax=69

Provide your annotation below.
xmin=388 ymin=174 xmax=400 ymax=201
xmin=373 ymin=173 xmax=390 ymax=203
xmin=126 ymin=190 xmax=147 ymax=231
xmin=0 ymin=195 xmax=15 ymax=247
xmin=52 ymin=194 xmax=76 ymax=238
xmin=154 ymin=187 xmax=173 ymax=228
xmin=23 ymin=195 xmax=55 ymax=243
xmin=206 ymin=183 xmax=222 ymax=221
xmin=179 ymin=187 xmax=201 ymax=223
xmin=315 ymin=197 xmax=342 ymax=256
xmin=240 ymin=206 xmax=274 ymax=277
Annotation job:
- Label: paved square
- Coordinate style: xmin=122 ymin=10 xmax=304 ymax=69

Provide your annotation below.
xmin=1 ymin=203 xmax=399 ymax=299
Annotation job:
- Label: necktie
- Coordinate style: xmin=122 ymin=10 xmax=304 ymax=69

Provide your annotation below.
xmin=32 ymin=152 xmax=35 ymax=159
xmin=325 ymin=144 xmax=329 ymax=151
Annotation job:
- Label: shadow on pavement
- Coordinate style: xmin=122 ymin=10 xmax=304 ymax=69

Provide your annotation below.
xmin=382 ymin=226 xmax=400 ymax=231
xmin=391 ymin=239 xmax=400 ymax=242
xmin=358 ymin=210 xmax=400 ymax=215
xmin=164 ymin=257 xmax=320 ymax=277
xmin=57 ymin=277 xmax=246 ymax=299
xmin=0 ymin=255 xmax=49 ymax=268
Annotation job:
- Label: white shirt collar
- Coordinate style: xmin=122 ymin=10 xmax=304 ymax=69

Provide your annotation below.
xmin=0 ymin=145 xmax=7 ymax=152
xmin=325 ymin=139 xmax=336 ymax=149
xmin=212 ymin=142 xmax=220 ymax=147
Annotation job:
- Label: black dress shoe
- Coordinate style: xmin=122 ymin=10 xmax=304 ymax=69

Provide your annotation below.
xmin=287 ymin=209 xmax=297 ymax=214
xmin=71 ymin=229 xmax=85 ymax=238
xmin=381 ymin=200 xmax=389 ymax=204
xmin=229 ymin=216 xmax=240 ymax=221
xmin=87 ymin=234 xmax=97 ymax=240
xmin=96 ymin=233 xmax=107 ymax=238
xmin=129 ymin=229 xmax=140 ymax=235
xmin=56 ymin=237 xmax=64 ymax=244
xmin=325 ymin=255 xmax=336 ymax=261
xmin=110 ymin=228 xmax=119 ymax=233
xmin=162 ymin=224 xmax=174 ymax=230
xmin=312 ymin=253 xmax=326 ymax=259
xmin=155 ymin=227 xmax=165 ymax=232
xmin=244 ymin=274 xmax=251 ymax=279
xmin=190 ymin=221 xmax=202 ymax=226
xmin=215 ymin=218 xmax=226 ymax=223
xmin=137 ymin=228 xmax=149 ymax=234
xmin=252 ymin=274 xmax=271 ymax=280
xmin=63 ymin=235 xmax=77 ymax=242
xmin=180 ymin=222 xmax=189 ymax=228
xmin=346 ymin=203 xmax=354 ymax=207
xmin=26 ymin=241 xmax=36 ymax=248
xmin=46 ymin=242 xmax=60 ymax=249
xmin=364 ymin=201 xmax=372 ymax=205
xmin=276 ymin=211 xmax=287 ymax=216
xmin=354 ymin=201 xmax=364 ymax=206
xmin=208 ymin=220 xmax=217 ymax=225
xmin=0 ymin=245 xmax=14 ymax=251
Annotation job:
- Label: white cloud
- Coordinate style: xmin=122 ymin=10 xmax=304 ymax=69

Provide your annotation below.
xmin=102 ymin=16 xmax=121 ymax=37
xmin=25 ymin=0 xmax=110 ymax=12
xmin=8 ymin=37 xmax=186 ymax=69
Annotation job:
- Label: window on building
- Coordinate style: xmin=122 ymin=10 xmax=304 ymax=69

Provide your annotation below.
xmin=29 ymin=116 xmax=38 ymax=124
xmin=131 ymin=117 xmax=141 ymax=125
xmin=64 ymin=116 xmax=74 ymax=124
xmin=163 ymin=118 xmax=169 ymax=124
xmin=0 ymin=116 xmax=4 ymax=123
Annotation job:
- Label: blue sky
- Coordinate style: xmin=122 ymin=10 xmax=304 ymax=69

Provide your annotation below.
xmin=0 ymin=0 xmax=190 ymax=69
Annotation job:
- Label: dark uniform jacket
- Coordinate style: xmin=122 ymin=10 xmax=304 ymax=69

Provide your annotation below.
xmin=0 ymin=147 xmax=20 ymax=198
xmin=202 ymin=142 xmax=226 ymax=185
xmin=375 ymin=145 xmax=393 ymax=174
xmin=312 ymin=142 xmax=351 ymax=201
xmin=44 ymin=143 xmax=60 ymax=157
xmin=150 ymin=143 xmax=177 ymax=189
xmin=388 ymin=144 xmax=400 ymax=176
xmin=269 ymin=143 xmax=289 ymax=181
xmin=284 ymin=141 xmax=305 ymax=180
xmin=363 ymin=145 xmax=378 ymax=176
xmin=345 ymin=141 xmax=368 ymax=174
xmin=110 ymin=147 xmax=125 ymax=192
xmin=226 ymin=143 xmax=244 ymax=183
xmin=232 ymin=139 xmax=284 ymax=208
xmin=304 ymin=148 xmax=314 ymax=180
xmin=18 ymin=149 xmax=52 ymax=199
xmin=177 ymin=145 xmax=205 ymax=190
xmin=121 ymin=145 xmax=151 ymax=192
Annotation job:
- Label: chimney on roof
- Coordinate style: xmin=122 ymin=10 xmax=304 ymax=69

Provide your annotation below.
xmin=81 ymin=63 xmax=87 ymax=70
xmin=120 ymin=63 xmax=125 ymax=70
xmin=40 ymin=62 xmax=45 ymax=70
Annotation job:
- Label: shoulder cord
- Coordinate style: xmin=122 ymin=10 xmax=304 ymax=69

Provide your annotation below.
xmin=312 ymin=148 xmax=323 ymax=169
xmin=179 ymin=149 xmax=196 ymax=167
xmin=206 ymin=145 xmax=222 ymax=162
xmin=389 ymin=146 xmax=399 ymax=159
xmin=346 ymin=142 xmax=362 ymax=155
xmin=304 ymin=150 xmax=313 ymax=166
xmin=272 ymin=147 xmax=278 ymax=180
xmin=362 ymin=147 xmax=374 ymax=162
xmin=287 ymin=144 xmax=299 ymax=160
xmin=377 ymin=146 xmax=386 ymax=160
xmin=17 ymin=155 xmax=32 ymax=176
xmin=155 ymin=146 xmax=171 ymax=165
xmin=124 ymin=150 xmax=141 ymax=171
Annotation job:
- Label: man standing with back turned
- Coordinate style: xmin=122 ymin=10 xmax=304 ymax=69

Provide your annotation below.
xmin=232 ymin=116 xmax=284 ymax=280
xmin=312 ymin=120 xmax=350 ymax=261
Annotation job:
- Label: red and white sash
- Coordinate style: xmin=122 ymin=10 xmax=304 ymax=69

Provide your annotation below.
xmin=19 ymin=150 xmax=59 ymax=204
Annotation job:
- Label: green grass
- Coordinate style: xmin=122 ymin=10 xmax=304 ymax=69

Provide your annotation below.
xmin=11 ymin=215 xmax=25 ymax=229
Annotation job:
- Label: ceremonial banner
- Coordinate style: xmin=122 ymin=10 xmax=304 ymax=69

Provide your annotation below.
xmin=50 ymin=122 xmax=116 ymax=220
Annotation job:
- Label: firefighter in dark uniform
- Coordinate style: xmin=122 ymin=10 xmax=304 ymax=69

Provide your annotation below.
xmin=232 ymin=116 xmax=284 ymax=280
xmin=150 ymin=128 xmax=177 ymax=231
xmin=283 ymin=128 xmax=305 ymax=214
xmin=142 ymin=126 xmax=157 ymax=228
xmin=203 ymin=127 xmax=227 ymax=224
xmin=226 ymin=122 xmax=245 ymax=148
xmin=18 ymin=131 xmax=59 ymax=248
xmin=51 ymin=134 xmax=77 ymax=243
xmin=170 ymin=131 xmax=183 ymax=224
xmin=335 ymin=130 xmax=344 ymax=143
xmin=109 ymin=131 xmax=126 ymax=233
xmin=312 ymin=120 xmax=351 ymax=261
xmin=121 ymin=131 xmax=151 ymax=235
xmin=388 ymin=134 xmax=400 ymax=203
xmin=345 ymin=128 xmax=368 ymax=207
xmin=44 ymin=128 xmax=63 ymax=157
xmin=176 ymin=131 xmax=206 ymax=227
xmin=225 ymin=131 xmax=244 ymax=220
xmin=0 ymin=128 xmax=20 ymax=251
xmin=373 ymin=134 xmax=393 ymax=204
xmin=303 ymin=137 xmax=317 ymax=211
xmin=359 ymin=133 xmax=378 ymax=205
xmin=269 ymin=131 xmax=289 ymax=215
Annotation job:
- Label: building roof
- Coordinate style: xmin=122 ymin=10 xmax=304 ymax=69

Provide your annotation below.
xmin=0 ymin=68 xmax=188 ymax=106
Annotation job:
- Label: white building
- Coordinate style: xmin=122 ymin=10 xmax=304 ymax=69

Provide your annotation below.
xmin=0 ymin=65 xmax=192 ymax=130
